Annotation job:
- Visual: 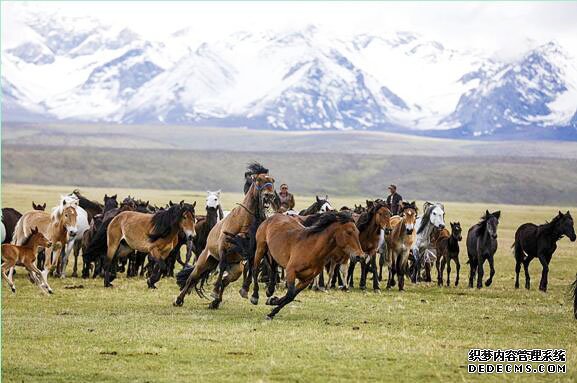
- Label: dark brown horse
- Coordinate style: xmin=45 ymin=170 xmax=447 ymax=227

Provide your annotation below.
xmin=513 ymin=211 xmax=575 ymax=292
xmin=433 ymin=222 xmax=462 ymax=287
xmin=250 ymin=211 xmax=365 ymax=319
xmin=347 ymin=202 xmax=392 ymax=291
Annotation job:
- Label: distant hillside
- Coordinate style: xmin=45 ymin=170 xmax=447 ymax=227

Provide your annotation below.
xmin=3 ymin=144 xmax=577 ymax=205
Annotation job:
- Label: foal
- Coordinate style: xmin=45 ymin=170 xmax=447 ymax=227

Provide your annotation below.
xmin=434 ymin=222 xmax=462 ymax=287
xmin=513 ymin=211 xmax=575 ymax=292
xmin=2 ymin=227 xmax=53 ymax=294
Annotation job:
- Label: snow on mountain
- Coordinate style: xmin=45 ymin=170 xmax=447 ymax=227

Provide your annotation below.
xmin=445 ymin=42 xmax=577 ymax=136
xmin=2 ymin=10 xmax=577 ymax=139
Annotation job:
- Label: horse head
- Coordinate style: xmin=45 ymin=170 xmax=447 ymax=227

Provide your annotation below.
xmin=483 ymin=210 xmax=501 ymax=239
xmin=451 ymin=222 xmax=463 ymax=241
xmin=179 ymin=201 xmax=197 ymax=241
xmin=402 ymin=206 xmax=417 ymax=235
xmin=206 ymin=190 xmax=221 ymax=209
xmin=558 ymin=211 xmax=576 ymax=242
xmin=253 ymin=174 xmax=276 ymax=219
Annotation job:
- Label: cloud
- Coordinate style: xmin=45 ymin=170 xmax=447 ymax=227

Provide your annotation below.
xmin=3 ymin=1 xmax=577 ymax=57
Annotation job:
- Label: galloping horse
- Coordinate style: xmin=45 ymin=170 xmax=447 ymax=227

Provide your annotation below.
xmin=104 ymin=201 xmax=196 ymax=288
xmin=13 ymin=202 xmax=78 ymax=281
xmin=250 ymin=211 xmax=365 ymax=319
xmin=346 ymin=202 xmax=392 ymax=291
xmin=385 ymin=202 xmax=417 ymax=290
xmin=174 ymin=173 xmax=276 ymax=309
xmin=513 ymin=211 xmax=575 ymax=292
xmin=411 ymin=202 xmax=446 ymax=283
xmin=467 ymin=210 xmax=501 ymax=289
xmin=2 ymin=227 xmax=53 ymax=294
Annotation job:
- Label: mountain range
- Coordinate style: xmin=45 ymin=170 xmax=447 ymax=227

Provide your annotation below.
xmin=2 ymin=9 xmax=577 ymax=140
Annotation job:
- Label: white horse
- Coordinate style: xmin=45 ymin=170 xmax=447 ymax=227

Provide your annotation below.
xmin=56 ymin=194 xmax=90 ymax=278
xmin=411 ymin=202 xmax=446 ymax=282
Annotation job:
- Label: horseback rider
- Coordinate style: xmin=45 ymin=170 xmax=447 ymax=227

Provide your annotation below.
xmin=278 ymin=184 xmax=295 ymax=212
xmin=386 ymin=184 xmax=403 ymax=215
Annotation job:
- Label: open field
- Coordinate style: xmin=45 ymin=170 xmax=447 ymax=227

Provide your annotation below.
xmin=3 ymin=145 xmax=577 ymax=205
xmin=2 ymin=184 xmax=577 ymax=382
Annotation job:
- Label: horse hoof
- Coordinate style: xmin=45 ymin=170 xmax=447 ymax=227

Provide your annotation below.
xmin=239 ymin=288 xmax=248 ymax=299
xmin=485 ymin=280 xmax=492 ymax=287
xmin=173 ymin=297 xmax=184 ymax=307
xmin=373 ymin=288 xmax=381 ymax=293
xmin=71 ymin=272 xmax=78 ymax=278
xmin=250 ymin=296 xmax=259 ymax=305
xmin=208 ymin=300 xmax=220 ymax=310
xmin=266 ymin=297 xmax=279 ymax=306
xmin=11 ymin=287 xmax=16 ymax=293
xmin=147 ymin=281 xmax=157 ymax=289
xmin=359 ymin=285 xmax=366 ymax=291
xmin=265 ymin=315 xmax=274 ymax=321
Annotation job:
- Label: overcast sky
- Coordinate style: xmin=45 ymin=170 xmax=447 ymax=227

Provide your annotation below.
xmin=4 ymin=1 xmax=577 ymax=59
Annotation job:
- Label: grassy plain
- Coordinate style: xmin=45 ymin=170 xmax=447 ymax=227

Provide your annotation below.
xmin=2 ymin=184 xmax=577 ymax=382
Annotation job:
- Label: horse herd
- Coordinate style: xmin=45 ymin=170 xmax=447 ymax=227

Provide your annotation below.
xmin=1 ymin=163 xmax=576 ymax=320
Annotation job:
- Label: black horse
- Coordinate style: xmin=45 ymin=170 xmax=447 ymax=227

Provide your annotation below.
xmin=299 ymin=195 xmax=332 ymax=216
xmin=513 ymin=211 xmax=575 ymax=292
xmin=466 ymin=210 xmax=501 ymax=289
xmin=2 ymin=208 xmax=22 ymax=244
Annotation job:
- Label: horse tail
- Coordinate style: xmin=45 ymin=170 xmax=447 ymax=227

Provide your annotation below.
xmin=571 ymin=274 xmax=577 ymax=320
xmin=175 ymin=264 xmax=213 ymax=299
xmin=224 ymin=232 xmax=251 ymax=261
xmin=11 ymin=215 xmax=27 ymax=245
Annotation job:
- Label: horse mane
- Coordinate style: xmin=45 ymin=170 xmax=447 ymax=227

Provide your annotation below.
xmin=539 ymin=212 xmax=568 ymax=239
xmin=356 ymin=202 xmax=387 ymax=233
xmin=246 ymin=162 xmax=269 ymax=176
xmin=20 ymin=230 xmax=36 ymax=247
xmin=303 ymin=211 xmax=354 ymax=236
xmin=417 ymin=205 xmax=432 ymax=234
xmin=148 ymin=203 xmax=194 ymax=241
xmin=72 ymin=189 xmax=103 ymax=211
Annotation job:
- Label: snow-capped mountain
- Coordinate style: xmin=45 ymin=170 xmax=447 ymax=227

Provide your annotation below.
xmin=2 ymin=9 xmax=577 ymax=140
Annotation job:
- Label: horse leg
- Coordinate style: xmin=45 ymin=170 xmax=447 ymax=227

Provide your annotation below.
xmin=538 ymin=255 xmax=549 ymax=292
xmin=378 ymin=252 xmax=384 ymax=282
xmin=326 ymin=262 xmax=337 ymax=291
xmin=104 ymin=229 xmax=122 ymax=287
xmin=445 ymin=258 xmax=451 ymax=287
xmin=60 ymin=240 xmax=75 ymax=278
xmin=29 ymin=262 xmax=52 ymax=294
xmin=436 ymin=257 xmax=442 ymax=286
xmin=455 ymin=257 xmax=460 ymax=287
xmin=71 ymin=240 xmax=81 ymax=278
xmin=266 ymin=259 xmax=278 ymax=298
xmin=370 ymin=254 xmax=380 ymax=291
xmin=523 ymin=256 xmax=532 ymax=290
xmin=485 ymin=256 xmax=495 ymax=287
xmin=174 ymin=251 xmax=217 ymax=307
xmin=397 ymin=252 xmax=406 ymax=291
xmin=2 ymin=262 xmax=16 ymax=293
xmin=468 ymin=258 xmax=476 ymax=288
xmin=317 ymin=269 xmax=326 ymax=291
xmin=347 ymin=260 xmax=356 ymax=288
xmin=359 ymin=260 xmax=367 ymax=290
xmin=266 ymin=270 xmax=312 ymax=320
xmin=514 ymin=259 xmax=521 ymax=289
xmin=514 ymin=243 xmax=523 ymax=289
xmin=476 ymin=257 xmax=484 ymax=289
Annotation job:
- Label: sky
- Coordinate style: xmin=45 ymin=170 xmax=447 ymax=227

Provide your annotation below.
xmin=3 ymin=1 xmax=577 ymax=60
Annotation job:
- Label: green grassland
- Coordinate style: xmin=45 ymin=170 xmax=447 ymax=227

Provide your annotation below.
xmin=2 ymin=184 xmax=577 ymax=382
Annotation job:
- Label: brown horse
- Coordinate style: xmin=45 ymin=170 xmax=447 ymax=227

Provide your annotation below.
xmin=249 ymin=211 xmax=365 ymax=319
xmin=13 ymin=205 xmax=78 ymax=280
xmin=385 ymin=203 xmax=417 ymax=290
xmin=104 ymin=201 xmax=196 ymax=288
xmin=174 ymin=174 xmax=276 ymax=309
xmin=2 ymin=227 xmax=53 ymax=294
xmin=433 ymin=222 xmax=462 ymax=287
xmin=347 ymin=202 xmax=392 ymax=291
